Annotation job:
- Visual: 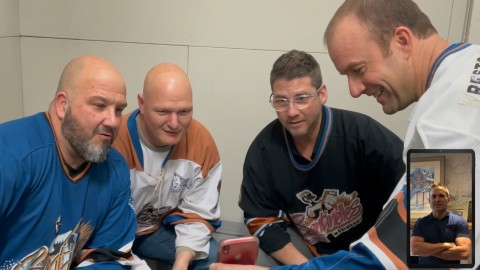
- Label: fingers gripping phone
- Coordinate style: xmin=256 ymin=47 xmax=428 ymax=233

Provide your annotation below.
xmin=217 ymin=236 xmax=259 ymax=265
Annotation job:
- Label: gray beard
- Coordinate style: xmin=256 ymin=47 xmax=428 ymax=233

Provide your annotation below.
xmin=61 ymin=108 xmax=111 ymax=163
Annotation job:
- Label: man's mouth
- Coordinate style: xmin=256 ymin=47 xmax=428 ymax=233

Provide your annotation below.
xmin=96 ymin=128 xmax=114 ymax=139
xmin=372 ymin=88 xmax=383 ymax=98
xmin=164 ymin=130 xmax=180 ymax=136
xmin=288 ymin=120 xmax=303 ymax=127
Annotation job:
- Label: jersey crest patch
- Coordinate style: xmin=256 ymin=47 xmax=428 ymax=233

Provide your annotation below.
xmin=171 ymin=172 xmax=192 ymax=192
xmin=5 ymin=220 xmax=93 ymax=270
xmin=292 ymin=189 xmax=363 ymax=244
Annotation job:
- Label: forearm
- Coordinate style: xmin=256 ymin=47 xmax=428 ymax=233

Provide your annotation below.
xmin=270 ymin=242 xmax=308 ymax=265
xmin=173 ymin=249 xmax=195 ymax=270
xmin=434 ymin=245 xmax=470 ymax=261
xmin=411 ymin=242 xmax=454 ymax=257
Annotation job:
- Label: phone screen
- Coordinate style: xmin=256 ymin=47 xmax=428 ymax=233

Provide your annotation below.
xmin=406 ymin=149 xmax=474 ymax=268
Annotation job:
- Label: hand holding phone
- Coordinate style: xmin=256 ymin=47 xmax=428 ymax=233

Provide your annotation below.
xmin=217 ymin=236 xmax=259 ymax=265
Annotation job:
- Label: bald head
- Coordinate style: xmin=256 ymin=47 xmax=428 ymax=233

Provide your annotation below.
xmin=324 ymin=0 xmax=437 ymax=56
xmin=56 ymin=55 xmax=126 ymax=100
xmin=143 ymin=63 xmax=192 ymax=100
xmin=138 ymin=63 xmax=193 ymax=147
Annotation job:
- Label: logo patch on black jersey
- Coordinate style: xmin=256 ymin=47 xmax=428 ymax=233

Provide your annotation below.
xmin=291 ymin=189 xmax=363 ymax=244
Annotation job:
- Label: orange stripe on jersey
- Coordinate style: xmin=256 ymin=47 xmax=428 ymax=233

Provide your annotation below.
xmin=170 ymin=218 xmax=216 ymax=232
xmin=366 ymin=191 xmax=408 ymax=269
xmin=307 ymin=242 xmax=321 ymax=256
xmin=168 ymin=211 xmax=217 ymax=232
xmin=246 ymin=217 xmax=284 ymax=235
xmin=136 ymin=223 xmax=162 ymax=236
xmin=169 ymin=119 xmax=221 ymax=178
xmin=367 ymin=227 xmax=408 ymax=270
xmin=45 ymin=112 xmax=93 ymax=182
xmin=74 ymin=249 xmax=94 ymax=265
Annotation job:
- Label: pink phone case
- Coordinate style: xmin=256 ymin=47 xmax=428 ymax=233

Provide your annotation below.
xmin=217 ymin=236 xmax=259 ymax=265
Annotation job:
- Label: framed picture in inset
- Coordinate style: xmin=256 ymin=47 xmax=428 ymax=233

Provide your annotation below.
xmin=409 ymin=156 xmax=444 ymax=219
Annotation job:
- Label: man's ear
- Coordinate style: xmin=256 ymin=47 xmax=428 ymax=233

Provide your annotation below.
xmin=137 ymin=93 xmax=144 ymax=113
xmin=55 ymin=91 xmax=69 ymax=119
xmin=392 ymin=26 xmax=413 ymax=59
xmin=319 ymin=84 xmax=328 ymax=105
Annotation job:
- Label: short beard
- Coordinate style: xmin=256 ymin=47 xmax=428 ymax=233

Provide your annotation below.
xmin=62 ymin=108 xmax=111 ymax=163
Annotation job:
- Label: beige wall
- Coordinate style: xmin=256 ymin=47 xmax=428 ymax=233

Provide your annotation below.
xmin=467 ymin=0 xmax=480 ymax=43
xmin=0 ymin=0 xmax=22 ymax=123
xmin=1 ymin=0 xmax=474 ymax=222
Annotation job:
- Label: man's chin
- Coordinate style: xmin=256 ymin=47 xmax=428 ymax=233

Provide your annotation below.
xmin=381 ymin=104 xmax=398 ymax=115
xmin=286 ymin=128 xmax=306 ymax=137
xmin=160 ymin=134 xmax=183 ymax=146
xmin=84 ymin=151 xmax=108 ymax=163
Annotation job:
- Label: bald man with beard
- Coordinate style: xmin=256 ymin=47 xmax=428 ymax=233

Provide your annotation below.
xmin=113 ymin=63 xmax=222 ymax=270
xmin=0 ymin=55 xmax=146 ymax=269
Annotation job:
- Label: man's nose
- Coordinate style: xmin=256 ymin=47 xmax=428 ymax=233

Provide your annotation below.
xmin=348 ymin=76 xmax=365 ymax=98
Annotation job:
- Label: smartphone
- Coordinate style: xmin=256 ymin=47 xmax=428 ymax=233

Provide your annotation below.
xmin=217 ymin=236 xmax=259 ymax=265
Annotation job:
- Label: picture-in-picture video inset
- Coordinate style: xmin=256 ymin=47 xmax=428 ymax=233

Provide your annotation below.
xmin=407 ymin=149 xmax=475 ymax=268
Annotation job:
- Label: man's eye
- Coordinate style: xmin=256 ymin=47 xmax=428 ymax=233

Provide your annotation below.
xmin=295 ymin=96 xmax=310 ymax=102
xmin=352 ymin=66 xmax=364 ymax=73
xmin=273 ymin=99 xmax=288 ymax=105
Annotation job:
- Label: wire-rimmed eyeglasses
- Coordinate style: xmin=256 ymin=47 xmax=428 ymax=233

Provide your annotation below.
xmin=269 ymin=87 xmax=321 ymax=112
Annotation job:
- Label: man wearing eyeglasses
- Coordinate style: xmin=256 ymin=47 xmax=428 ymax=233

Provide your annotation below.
xmin=411 ymin=183 xmax=471 ymax=265
xmin=238 ymin=50 xmax=405 ymax=265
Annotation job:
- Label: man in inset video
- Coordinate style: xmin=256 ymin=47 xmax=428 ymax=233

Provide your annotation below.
xmin=411 ymin=183 xmax=471 ymax=264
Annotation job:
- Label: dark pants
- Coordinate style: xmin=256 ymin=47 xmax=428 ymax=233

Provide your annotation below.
xmin=133 ymin=225 xmax=218 ymax=270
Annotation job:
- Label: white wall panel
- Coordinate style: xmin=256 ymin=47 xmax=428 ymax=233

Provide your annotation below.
xmin=467 ymin=0 xmax=480 ymax=43
xmin=449 ymin=0 xmax=471 ymax=41
xmin=416 ymin=0 xmax=469 ymax=42
xmin=0 ymin=38 xmax=23 ymax=123
xmin=0 ymin=0 xmax=19 ymax=36
xmin=20 ymin=37 xmax=188 ymax=116
xmin=19 ymin=1 xmax=337 ymax=52
xmin=19 ymin=1 xmax=465 ymax=53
